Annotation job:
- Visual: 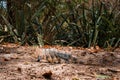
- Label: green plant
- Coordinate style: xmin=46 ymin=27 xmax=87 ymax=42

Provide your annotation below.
xmin=0 ymin=0 xmax=119 ymax=48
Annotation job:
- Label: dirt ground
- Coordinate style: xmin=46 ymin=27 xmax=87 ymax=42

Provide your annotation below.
xmin=0 ymin=43 xmax=120 ymax=80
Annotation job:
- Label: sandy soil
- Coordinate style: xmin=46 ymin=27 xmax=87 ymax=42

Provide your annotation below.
xmin=0 ymin=43 xmax=120 ymax=80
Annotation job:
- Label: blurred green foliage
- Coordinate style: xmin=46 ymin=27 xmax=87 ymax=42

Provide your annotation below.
xmin=0 ymin=0 xmax=119 ymax=48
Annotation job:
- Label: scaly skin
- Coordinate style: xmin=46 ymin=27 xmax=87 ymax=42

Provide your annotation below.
xmin=37 ymin=48 xmax=78 ymax=64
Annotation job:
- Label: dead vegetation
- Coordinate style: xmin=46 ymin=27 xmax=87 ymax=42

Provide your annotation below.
xmin=0 ymin=43 xmax=120 ymax=80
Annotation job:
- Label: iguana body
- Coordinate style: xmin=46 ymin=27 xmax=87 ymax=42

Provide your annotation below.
xmin=35 ymin=47 xmax=78 ymax=64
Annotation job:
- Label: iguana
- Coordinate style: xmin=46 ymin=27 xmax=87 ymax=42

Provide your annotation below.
xmin=35 ymin=47 xmax=78 ymax=64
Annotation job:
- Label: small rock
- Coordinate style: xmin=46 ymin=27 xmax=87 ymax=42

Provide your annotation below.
xmin=42 ymin=70 xmax=52 ymax=79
